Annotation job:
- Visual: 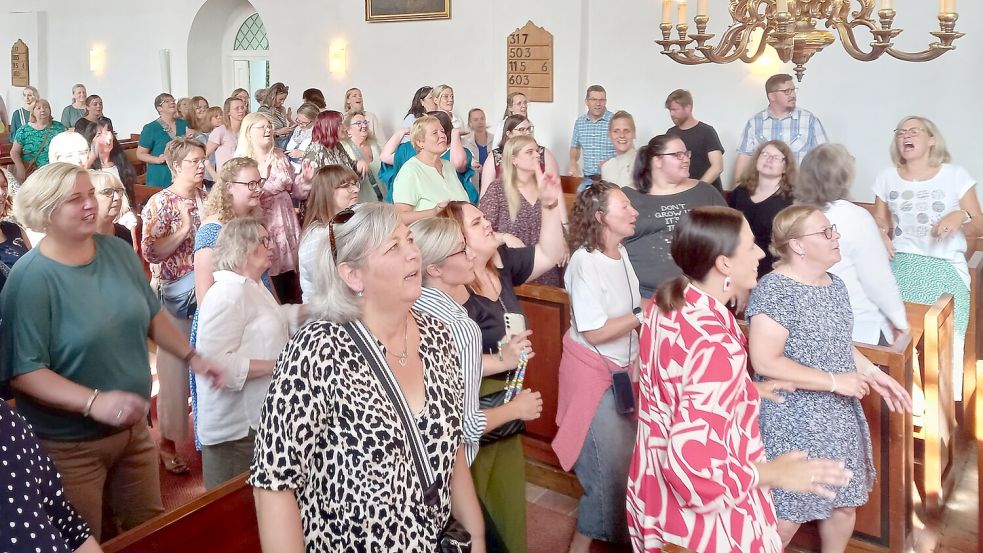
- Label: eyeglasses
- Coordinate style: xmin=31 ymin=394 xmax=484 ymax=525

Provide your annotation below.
xmin=336 ymin=180 xmax=360 ymax=191
xmin=442 ymin=246 xmax=470 ymax=262
xmin=182 ymin=158 xmax=207 ymax=167
xmin=894 ymin=127 xmax=927 ymax=138
xmin=258 ymin=236 xmax=273 ymax=248
xmin=295 ymin=119 xmax=312 ymax=128
xmin=770 ymin=87 xmax=797 ymax=96
xmin=349 ymin=121 xmax=370 ymax=128
xmin=513 ymin=125 xmax=534 ymax=134
xmin=655 ymin=150 xmax=692 ymax=161
xmin=328 ymin=207 xmax=356 ymax=263
xmin=794 ymin=224 xmax=837 ymax=240
xmin=98 ymin=187 xmax=126 ymax=197
xmin=760 ymin=153 xmax=786 ymax=162
xmin=230 ymin=178 xmax=266 ymax=191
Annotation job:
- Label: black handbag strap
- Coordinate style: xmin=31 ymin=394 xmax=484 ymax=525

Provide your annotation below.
xmin=342 ymin=320 xmax=441 ymax=507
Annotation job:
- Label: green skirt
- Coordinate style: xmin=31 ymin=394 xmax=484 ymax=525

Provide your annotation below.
xmin=891 ymin=251 xmax=969 ymax=336
xmin=471 ymin=377 xmax=527 ymax=553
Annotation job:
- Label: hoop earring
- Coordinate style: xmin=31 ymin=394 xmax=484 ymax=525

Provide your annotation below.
xmin=722 ymin=276 xmax=732 ymax=292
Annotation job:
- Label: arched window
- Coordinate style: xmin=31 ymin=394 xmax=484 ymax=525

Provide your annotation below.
xmin=233 ymin=13 xmax=269 ymax=51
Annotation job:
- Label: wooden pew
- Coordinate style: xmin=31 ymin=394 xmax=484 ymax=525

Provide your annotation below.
xmin=101 ymin=473 xmax=259 ymax=553
xmin=516 ymin=283 xmax=915 ymax=553
xmin=560 ymin=175 xmax=580 ymax=195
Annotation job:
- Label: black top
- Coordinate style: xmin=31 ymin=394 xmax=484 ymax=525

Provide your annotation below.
xmin=0 ymin=220 xmax=29 ymax=269
xmin=728 ymin=185 xmax=793 ymax=277
xmin=73 ymin=116 xmax=112 ymax=136
xmin=0 ymin=401 xmax=93 ymax=552
xmin=666 ymin=122 xmax=725 ymax=193
xmin=113 ymin=223 xmax=133 ymax=246
xmin=463 ymin=245 xmax=535 ymax=354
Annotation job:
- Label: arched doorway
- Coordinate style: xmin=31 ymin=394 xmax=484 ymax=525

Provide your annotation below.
xmin=186 ymin=0 xmax=269 ymax=107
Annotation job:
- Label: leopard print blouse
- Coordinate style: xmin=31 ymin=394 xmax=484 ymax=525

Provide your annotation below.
xmin=249 ymin=312 xmax=463 ymax=551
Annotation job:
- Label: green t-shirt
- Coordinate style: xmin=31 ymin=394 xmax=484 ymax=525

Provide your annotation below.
xmin=139 ymin=118 xmax=189 ymax=187
xmin=13 ymin=121 xmax=66 ymax=168
xmin=0 ymin=234 xmax=161 ymax=441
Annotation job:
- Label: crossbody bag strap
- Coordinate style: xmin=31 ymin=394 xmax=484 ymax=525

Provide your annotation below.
xmin=342 ymin=320 xmax=441 ymax=507
xmin=26 ymin=126 xmax=55 ymax=169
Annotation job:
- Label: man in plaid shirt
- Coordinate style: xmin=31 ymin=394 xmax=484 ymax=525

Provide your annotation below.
xmin=568 ymin=85 xmax=615 ymax=190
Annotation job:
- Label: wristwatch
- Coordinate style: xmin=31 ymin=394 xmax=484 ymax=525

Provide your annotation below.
xmin=633 ymin=306 xmax=644 ymax=326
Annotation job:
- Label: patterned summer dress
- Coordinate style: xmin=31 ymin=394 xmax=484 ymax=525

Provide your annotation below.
xmin=745 ymin=272 xmax=876 ymax=523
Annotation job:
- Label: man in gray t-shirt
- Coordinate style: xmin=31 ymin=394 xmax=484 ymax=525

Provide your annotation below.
xmin=622 ymin=183 xmax=726 ymax=298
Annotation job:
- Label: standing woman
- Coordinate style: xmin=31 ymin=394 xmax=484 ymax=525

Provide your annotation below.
xmin=433 ymin=84 xmax=467 ymax=134
xmin=555 ymin=181 xmax=641 ymax=552
xmin=285 ymin=102 xmax=319 ymax=172
xmin=382 ymin=111 xmax=474 ymax=204
xmin=873 ymin=116 xmax=983 ymax=397
xmin=342 ymin=109 xmax=385 ymax=202
xmin=304 ymin=110 xmax=362 ymax=175
xmin=623 ymin=134 xmax=726 ymax=299
xmin=441 ymin=180 xmax=566 ymax=553
xmin=60 ymin=83 xmax=87 ymax=129
xmin=206 ymin=96 xmax=247 ymax=181
xmin=492 ymin=92 xmax=528 ymax=143
xmin=297 ymin=165 xmax=361 ymax=302
xmin=10 ymin=98 xmax=66 ymax=182
xmin=728 ymin=140 xmax=797 ymax=278
xmin=747 ymin=205 xmax=912 ymax=551
xmin=627 ymin=206 xmax=851 ymax=553
xmin=343 ymin=87 xmax=383 ymax=141
xmin=89 ymin=171 xmax=133 ymax=245
xmin=235 ymin=112 xmax=312 ymax=303
xmin=1 ymin=162 xmax=222 ymax=539
xmin=257 ymin=82 xmax=294 ymax=150
xmin=478 ymin=134 xmax=568 ymax=286
xmin=137 ymin=93 xmax=189 ymax=188
xmin=302 ymin=88 xmax=326 ymax=110
xmin=599 ymin=111 xmax=637 ymax=188
xmin=795 ymin=144 xmax=908 ymax=345
xmin=480 ymin=115 xmax=560 ymax=193
xmin=195 ymin=217 xmax=304 ymax=489
xmin=231 ymin=88 xmax=251 ymax=113
xmin=9 ymin=85 xmax=39 ymax=140
xmin=140 ymin=137 xmax=211 ymax=475
xmin=462 ymin=108 xmax=494 ymax=170
xmin=391 ymin=115 xmax=470 ymax=224
xmin=249 ymin=203 xmax=486 ymax=552
xmin=401 ymin=85 xmax=436 ymax=132
xmin=83 ymin=117 xmax=138 ymax=228
xmin=74 ymin=94 xmax=111 ymax=136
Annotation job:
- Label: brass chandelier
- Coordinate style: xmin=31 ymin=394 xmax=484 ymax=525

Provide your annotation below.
xmin=656 ymin=0 xmax=964 ymax=81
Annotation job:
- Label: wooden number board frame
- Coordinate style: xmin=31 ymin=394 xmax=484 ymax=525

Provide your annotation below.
xmin=507 ymin=21 xmax=553 ymax=102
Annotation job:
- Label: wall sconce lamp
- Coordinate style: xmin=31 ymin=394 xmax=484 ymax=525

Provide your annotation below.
xmin=89 ymin=44 xmax=106 ymax=76
xmin=329 ymin=42 xmax=347 ymax=76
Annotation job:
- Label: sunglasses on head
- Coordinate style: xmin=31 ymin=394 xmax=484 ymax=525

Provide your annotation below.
xmin=328 ymin=207 xmax=356 ymax=263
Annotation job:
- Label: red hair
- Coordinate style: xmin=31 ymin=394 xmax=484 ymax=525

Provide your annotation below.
xmin=312 ymin=110 xmax=343 ymax=149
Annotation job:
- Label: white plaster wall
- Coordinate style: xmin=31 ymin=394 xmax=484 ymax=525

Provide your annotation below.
xmin=2 ymin=0 xmax=980 ymax=201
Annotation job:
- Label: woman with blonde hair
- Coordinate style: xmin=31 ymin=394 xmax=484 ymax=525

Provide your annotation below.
xmin=235 ymin=112 xmax=313 ymax=302
xmin=342 ymin=109 xmax=385 ymax=202
xmin=872 ymin=116 xmax=982 ymax=397
xmin=747 ymin=204 xmax=911 ymax=551
xmin=343 ymin=87 xmax=383 ymax=140
xmin=478 ymin=134 xmax=568 ymax=286
xmin=297 ymin=165 xmax=361 ymax=302
xmin=257 ymin=82 xmax=294 ymax=150
xmin=206 ymin=96 xmax=247 ymax=181
xmin=728 ymin=140 xmax=797 ymax=277
xmin=231 ymin=88 xmax=250 ymax=113
xmin=9 ymin=85 xmax=39 ymax=140
xmin=390 ymin=115 xmax=470 ymax=224
xmin=433 ymin=84 xmax=467 ymax=135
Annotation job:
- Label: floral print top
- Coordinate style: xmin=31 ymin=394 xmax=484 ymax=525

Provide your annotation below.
xmin=140 ymin=187 xmax=206 ymax=281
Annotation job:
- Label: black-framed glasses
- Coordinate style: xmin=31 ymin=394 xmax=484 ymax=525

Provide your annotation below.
xmin=655 ymin=150 xmax=692 ymax=161
xmin=328 ymin=207 xmax=356 ymax=263
xmin=760 ymin=152 xmax=786 ymax=162
xmin=442 ymin=246 xmax=470 ymax=262
xmin=771 ymin=87 xmax=797 ymax=96
xmin=349 ymin=120 xmax=370 ymax=128
xmin=258 ymin=236 xmax=273 ymax=248
xmin=230 ymin=178 xmax=266 ymax=191
xmin=794 ymin=224 xmax=837 ymax=240
xmin=98 ymin=187 xmax=126 ymax=198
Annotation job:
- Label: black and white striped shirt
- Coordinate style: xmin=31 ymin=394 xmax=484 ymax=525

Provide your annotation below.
xmin=414 ymin=287 xmax=486 ymax=464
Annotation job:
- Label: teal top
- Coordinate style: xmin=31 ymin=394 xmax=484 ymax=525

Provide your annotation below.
xmin=60 ymin=105 xmax=85 ymax=128
xmin=13 ymin=121 xmax=66 ymax=168
xmin=381 ymin=142 xmax=478 ymax=203
xmin=0 ymin=235 xmax=161 ymax=441
xmin=139 ymin=118 xmax=189 ymax=187
xmin=9 ymin=108 xmax=29 ymax=140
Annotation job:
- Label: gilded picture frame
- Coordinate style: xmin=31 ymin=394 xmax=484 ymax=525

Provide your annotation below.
xmin=365 ymin=0 xmax=451 ymax=22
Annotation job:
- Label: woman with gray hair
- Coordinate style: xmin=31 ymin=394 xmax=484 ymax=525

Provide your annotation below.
xmin=249 ymin=202 xmax=486 ymax=551
xmin=0 ymin=162 xmax=222 ymax=539
xmin=195 ymin=217 xmax=304 ymax=489
xmin=794 ymin=144 xmax=907 ymax=345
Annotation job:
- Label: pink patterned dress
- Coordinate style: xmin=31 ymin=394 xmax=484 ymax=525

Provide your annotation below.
xmin=258 ymin=152 xmax=303 ymax=276
xmin=626 ymin=285 xmax=782 ymax=553
xmin=141 ymin=187 xmax=206 ymax=280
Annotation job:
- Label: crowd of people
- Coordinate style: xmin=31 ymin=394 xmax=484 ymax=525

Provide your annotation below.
xmin=0 ymin=72 xmax=978 ymax=553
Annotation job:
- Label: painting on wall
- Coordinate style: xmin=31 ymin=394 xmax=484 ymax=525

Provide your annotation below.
xmin=365 ymin=0 xmax=450 ymax=22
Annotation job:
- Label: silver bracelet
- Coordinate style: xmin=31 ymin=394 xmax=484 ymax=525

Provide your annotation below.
xmin=82 ymin=389 xmax=101 ymax=418
xmin=829 ymin=373 xmax=837 ymax=393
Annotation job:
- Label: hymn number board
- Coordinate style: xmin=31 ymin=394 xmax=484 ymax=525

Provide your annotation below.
xmin=11 ymin=39 xmax=30 ymax=87
xmin=506 ymin=21 xmax=553 ymax=102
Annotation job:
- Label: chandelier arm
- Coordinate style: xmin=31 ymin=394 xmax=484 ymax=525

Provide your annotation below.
xmin=883 ymin=46 xmax=947 ymax=63
xmin=738 ymin=29 xmax=771 ymax=63
xmin=830 ymin=21 xmax=887 ymax=62
xmin=665 ymin=51 xmax=713 ymax=65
